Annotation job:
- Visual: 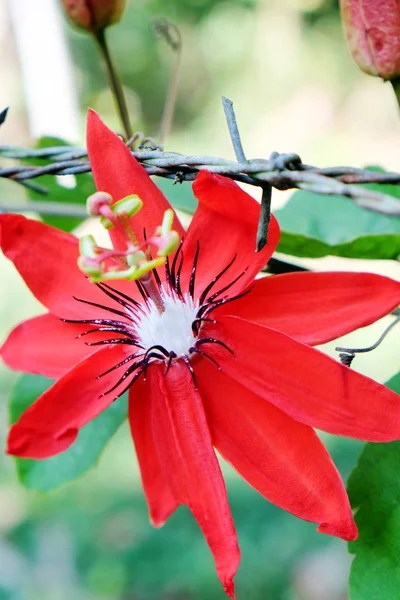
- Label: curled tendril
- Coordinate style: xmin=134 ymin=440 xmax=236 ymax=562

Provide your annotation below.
xmin=150 ymin=18 xmax=182 ymax=51
xmin=126 ymin=131 xmax=162 ymax=151
xmin=336 ymin=315 xmax=400 ymax=367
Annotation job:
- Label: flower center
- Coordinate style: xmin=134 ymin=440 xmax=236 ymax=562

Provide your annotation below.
xmin=134 ymin=291 xmax=199 ymax=357
xmin=66 ymin=245 xmax=250 ymax=399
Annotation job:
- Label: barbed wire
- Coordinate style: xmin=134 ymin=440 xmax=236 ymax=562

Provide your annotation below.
xmin=1 ymin=96 xmax=400 ymax=220
xmin=1 ymin=143 xmax=400 ymax=216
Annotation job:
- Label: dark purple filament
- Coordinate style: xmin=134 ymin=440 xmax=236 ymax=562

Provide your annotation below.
xmin=63 ymin=243 xmax=249 ymax=397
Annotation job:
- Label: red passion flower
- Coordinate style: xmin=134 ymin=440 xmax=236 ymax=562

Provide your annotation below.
xmin=1 ymin=111 xmax=400 ymax=597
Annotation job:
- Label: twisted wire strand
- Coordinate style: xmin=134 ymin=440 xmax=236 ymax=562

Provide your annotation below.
xmin=1 ymin=144 xmax=400 ymax=216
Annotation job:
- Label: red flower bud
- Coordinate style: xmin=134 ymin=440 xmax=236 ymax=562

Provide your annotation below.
xmin=61 ymin=0 xmax=126 ymax=33
xmin=340 ymin=0 xmax=400 ymax=80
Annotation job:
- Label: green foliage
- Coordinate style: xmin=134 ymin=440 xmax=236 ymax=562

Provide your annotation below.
xmin=9 ymin=373 xmax=128 ymax=492
xmin=275 ymin=176 xmax=400 ymax=260
xmin=24 ymin=137 xmax=95 ymax=232
xmin=4 ymin=436 xmax=360 ymax=600
xmin=71 ymin=0 xmax=258 ymax=130
xmin=348 ymin=372 xmax=400 ymax=600
xmin=155 ymin=176 xmax=197 ymax=214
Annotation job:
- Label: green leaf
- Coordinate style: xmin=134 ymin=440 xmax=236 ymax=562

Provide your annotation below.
xmin=155 ymin=176 xmax=197 ymax=215
xmin=24 ymin=137 xmax=95 ymax=232
xmin=9 ymin=373 xmax=128 ymax=491
xmin=275 ymin=169 xmax=400 ymax=259
xmin=348 ymin=372 xmax=400 ymax=600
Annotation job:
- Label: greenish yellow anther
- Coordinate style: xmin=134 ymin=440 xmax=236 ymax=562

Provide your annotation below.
xmin=99 ymin=194 xmax=143 ymax=229
xmin=79 ymin=234 xmax=97 ymax=258
xmin=90 ymin=265 xmax=138 ymax=282
xmin=157 ymin=231 xmax=180 ymax=257
xmin=126 ymin=250 xmax=147 ymax=267
xmin=161 ymin=208 xmax=174 ymax=236
xmin=87 ymin=256 xmax=165 ymax=283
xmin=99 ymin=215 xmax=115 ymax=230
xmin=113 ymin=195 xmax=143 ymax=217
xmin=77 ymin=256 xmax=103 ymax=278
xmin=133 ymin=257 xmax=165 ymax=279
xmin=125 ymin=250 xmax=164 ymax=279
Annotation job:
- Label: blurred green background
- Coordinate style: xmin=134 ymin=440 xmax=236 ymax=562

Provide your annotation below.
xmin=0 ymin=0 xmax=399 ymax=599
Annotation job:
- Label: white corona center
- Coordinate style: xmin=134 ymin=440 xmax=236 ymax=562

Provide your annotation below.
xmin=133 ymin=291 xmax=199 ymax=357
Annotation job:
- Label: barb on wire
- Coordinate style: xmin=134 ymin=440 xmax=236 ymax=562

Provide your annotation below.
xmin=2 ymin=145 xmax=400 ymax=216
xmin=0 ymin=107 xmax=9 ymax=127
xmin=256 ymin=184 xmax=272 ymax=252
xmin=2 ymin=95 xmax=400 ymax=218
xmin=222 ymin=96 xmax=247 ymax=163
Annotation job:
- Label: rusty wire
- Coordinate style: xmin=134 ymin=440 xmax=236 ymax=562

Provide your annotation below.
xmin=1 ymin=143 xmax=400 ymax=216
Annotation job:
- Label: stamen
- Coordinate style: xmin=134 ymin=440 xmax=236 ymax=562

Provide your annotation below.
xmin=68 ymin=245 xmax=249 ymax=402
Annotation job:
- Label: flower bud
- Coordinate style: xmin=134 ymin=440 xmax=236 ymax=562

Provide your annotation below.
xmin=340 ymin=0 xmax=400 ymax=80
xmin=61 ymin=0 xmax=126 ymax=33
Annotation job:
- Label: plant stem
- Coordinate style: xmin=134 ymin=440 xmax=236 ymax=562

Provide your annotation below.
xmin=159 ymin=40 xmax=182 ymax=147
xmin=0 ymin=200 xmax=87 ymax=217
xmin=95 ymin=29 xmax=133 ymax=140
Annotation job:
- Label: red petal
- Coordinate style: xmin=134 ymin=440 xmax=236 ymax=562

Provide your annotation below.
xmin=0 ymin=213 xmax=141 ymax=318
xmin=7 ymin=344 xmax=132 ymax=459
xmin=147 ymin=361 xmax=240 ymax=598
xmin=86 ymin=110 xmax=184 ymax=250
xmin=1 ymin=314 xmax=109 ymax=378
xmin=128 ymin=384 xmax=179 ymax=527
xmin=197 ymin=363 xmax=357 ymax=541
xmin=180 ymin=171 xmax=280 ymax=299
xmin=225 ymin=271 xmax=400 ymax=345
xmin=202 ymin=316 xmax=400 ymax=441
